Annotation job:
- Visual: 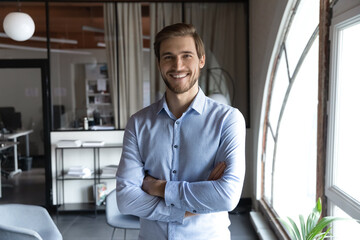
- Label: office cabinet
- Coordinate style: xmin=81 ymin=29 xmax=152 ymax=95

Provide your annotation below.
xmin=85 ymin=63 xmax=113 ymax=125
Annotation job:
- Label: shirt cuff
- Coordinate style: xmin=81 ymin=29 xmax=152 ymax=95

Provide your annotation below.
xmin=165 ymin=181 xmax=185 ymax=223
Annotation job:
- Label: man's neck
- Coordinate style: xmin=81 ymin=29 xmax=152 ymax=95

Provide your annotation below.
xmin=165 ymin=86 xmax=199 ymax=119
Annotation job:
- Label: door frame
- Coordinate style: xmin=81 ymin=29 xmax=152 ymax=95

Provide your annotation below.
xmin=0 ymin=59 xmax=52 ymax=209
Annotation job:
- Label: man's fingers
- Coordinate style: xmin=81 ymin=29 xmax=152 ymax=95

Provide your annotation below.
xmin=208 ymin=162 xmax=226 ymax=180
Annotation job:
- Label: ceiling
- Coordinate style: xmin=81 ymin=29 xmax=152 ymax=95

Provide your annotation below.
xmin=0 ymin=2 xmax=150 ymax=50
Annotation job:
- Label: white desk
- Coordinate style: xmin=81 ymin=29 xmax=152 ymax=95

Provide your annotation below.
xmin=2 ymin=129 xmax=33 ymax=177
xmin=0 ymin=141 xmax=18 ymax=198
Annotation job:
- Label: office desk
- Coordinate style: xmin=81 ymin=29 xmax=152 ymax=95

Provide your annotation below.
xmin=2 ymin=129 xmax=33 ymax=177
xmin=0 ymin=141 xmax=18 ymax=198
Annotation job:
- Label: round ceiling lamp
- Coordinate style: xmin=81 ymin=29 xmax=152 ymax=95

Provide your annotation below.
xmin=3 ymin=12 xmax=35 ymax=41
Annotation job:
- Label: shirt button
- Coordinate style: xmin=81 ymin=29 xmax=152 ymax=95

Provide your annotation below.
xmin=171 ymin=204 xmax=175 ymax=207
xmin=172 ymin=170 xmax=177 ymax=174
xmin=175 ymin=121 xmax=179 ymax=125
xmin=174 ymin=145 xmax=178 ymax=148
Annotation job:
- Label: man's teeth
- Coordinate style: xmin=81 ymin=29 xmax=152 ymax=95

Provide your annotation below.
xmin=171 ymin=74 xmax=187 ymax=79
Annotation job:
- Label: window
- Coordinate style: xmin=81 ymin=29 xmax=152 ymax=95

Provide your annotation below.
xmin=326 ymin=4 xmax=360 ymax=236
xmin=260 ymin=0 xmax=319 ymax=222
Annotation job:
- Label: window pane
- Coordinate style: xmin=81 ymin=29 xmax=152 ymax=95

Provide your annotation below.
xmin=332 ymin=21 xmax=360 ymax=201
xmin=268 ymin=51 xmax=289 ymax=131
xmin=273 ymin=37 xmax=318 ymax=218
xmin=332 ymin=204 xmax=360 ymax=239
xmin=0 ymin=69 xmax=43 ymax=156
xmin=285 ymin=0 xmax=319 ymax=76
xmin=264 ymin=127 xmax=275 ymax=202
xmin=0 ymin=2 xmax=47 ymax=59
xmin=49 ymin=3 xmax=113 ymax=130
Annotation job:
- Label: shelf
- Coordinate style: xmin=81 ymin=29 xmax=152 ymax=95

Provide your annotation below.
xmin=55 ymin=143 xmax=121 ymax=212
xmin=55 ymin=143 xmax=122 ymax=149
xmin=56 ymin=174 xmax=116 ymax=180
xmin=56 ymin=174 xmax=94 ymax=180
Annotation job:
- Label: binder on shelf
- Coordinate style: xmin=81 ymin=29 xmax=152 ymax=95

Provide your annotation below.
xmin=100 ymin=165 xmax=118 ymax=177
xmin=56 ymin=140 xmax=82 ymax=148
xmin=94 ymin=182 xmax=107 ymax=206
xmin=66 ymin=166 xmax=93 ymax=178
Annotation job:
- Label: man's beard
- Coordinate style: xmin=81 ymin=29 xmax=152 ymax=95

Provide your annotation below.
xmin=161 ymin=69 xmax=200 ymax=94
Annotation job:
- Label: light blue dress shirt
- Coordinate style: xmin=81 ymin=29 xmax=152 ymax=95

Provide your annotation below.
xmin=116 ymin=88 xmax=246 ymax=240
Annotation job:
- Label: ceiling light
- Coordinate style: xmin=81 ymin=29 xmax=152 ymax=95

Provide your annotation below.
xmin=82 ymin=26 xmax=104 ymax=33
xmin=3 ymin=12 xmax=35 ymax=41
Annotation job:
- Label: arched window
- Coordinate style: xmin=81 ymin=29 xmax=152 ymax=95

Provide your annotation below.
xmin=260 ymin=0 xmax=319 ymax=220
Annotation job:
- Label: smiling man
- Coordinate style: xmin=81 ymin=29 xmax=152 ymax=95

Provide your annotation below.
xmin=116 ymin=23 xmax=246 ymax=240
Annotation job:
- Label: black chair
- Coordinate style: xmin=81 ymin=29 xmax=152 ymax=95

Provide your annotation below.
xmin=0 ymin=107 xmax=22 ymax=133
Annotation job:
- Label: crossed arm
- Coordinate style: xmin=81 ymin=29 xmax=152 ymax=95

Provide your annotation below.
xmin=142 ymin=161 xmax=227 ymax=198
xmin=142 ymin=162 xmax=227 ymax=217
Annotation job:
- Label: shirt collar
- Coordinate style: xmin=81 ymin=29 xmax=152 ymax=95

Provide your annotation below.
xmin=156 ymin=87 xmax=206 ymax=116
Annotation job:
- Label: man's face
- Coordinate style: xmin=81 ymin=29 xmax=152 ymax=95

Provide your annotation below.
xmin=158 ymin=36 xmax=205 ymax=94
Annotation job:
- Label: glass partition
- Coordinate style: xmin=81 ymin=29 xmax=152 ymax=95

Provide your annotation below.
xmin=49 ymin=3 xmax=111 ymax=130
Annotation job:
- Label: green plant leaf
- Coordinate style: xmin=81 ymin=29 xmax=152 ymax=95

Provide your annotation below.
xmin=287 ymin=217 xmax=302 ymax=240
xmin=317 ymin=227 xmax=332 ymax=240
xmin=279 ymin=218 xmax=298 ymax=240
xmin=307 ymin=216 xmax=339 ymax=240
xmin=316 ymin=198 xmax=322 ymax=213
xmin=299 ymin=215 xmax=306 ymax=239
xmin=306 ymin=211 xmax=320 ymax=237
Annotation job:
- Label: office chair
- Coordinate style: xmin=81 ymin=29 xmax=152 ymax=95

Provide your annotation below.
xmin=105 ymin=189 xmax=140 ymax=240
xmin=0 ymin=204 xmax=63 ymax=240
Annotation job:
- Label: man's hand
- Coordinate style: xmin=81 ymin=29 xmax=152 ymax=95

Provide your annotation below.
xmin=208 ymin=161 xmax=226 ymax=180
xmin=142 ymin=175 xmax=166 ymax=198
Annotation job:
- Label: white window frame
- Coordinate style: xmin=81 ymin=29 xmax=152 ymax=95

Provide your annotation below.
xmin=326 ymin=4 xmax=360 ymax=221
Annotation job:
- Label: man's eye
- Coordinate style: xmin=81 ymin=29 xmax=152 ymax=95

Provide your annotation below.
xmin=184 ymin=54 xmax=192 ymax=58
xmin=163 ymin=56 xmax=173 ymax=60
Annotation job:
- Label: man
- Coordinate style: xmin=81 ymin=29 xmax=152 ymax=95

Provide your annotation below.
xmin=116 ymin=23 xmax=246 ymax=240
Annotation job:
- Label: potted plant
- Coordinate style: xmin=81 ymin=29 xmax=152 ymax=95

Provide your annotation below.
xmin=279 ymin=198 xmax=345 ymax=240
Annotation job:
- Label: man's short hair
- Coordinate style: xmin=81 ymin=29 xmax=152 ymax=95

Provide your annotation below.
xmin=154 ymin=23 xmax=205 ymax=62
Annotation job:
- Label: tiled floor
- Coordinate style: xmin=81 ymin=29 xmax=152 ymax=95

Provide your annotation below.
xmin=53 ymin=211 xmax=258 ymax=240
xmin=1 ymin=168 xmax=259 ymax=240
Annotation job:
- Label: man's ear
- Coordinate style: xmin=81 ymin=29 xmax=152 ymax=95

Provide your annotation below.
xmin=156 ymin=59 xmax=161 ymax=70
xmin=199 ymin=55 xmax=205 ymax=69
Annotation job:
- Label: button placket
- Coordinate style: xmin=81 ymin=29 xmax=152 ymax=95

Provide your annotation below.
xmin=171 ymin=120 xmax=180 ymax=181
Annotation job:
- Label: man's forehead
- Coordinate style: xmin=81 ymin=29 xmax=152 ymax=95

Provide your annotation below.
xmin=159 ymin=36 xmax=196 ymax=54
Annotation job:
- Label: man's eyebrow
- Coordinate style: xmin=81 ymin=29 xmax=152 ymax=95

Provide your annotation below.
xmin=161 ymin=52 xmax=173 ymax=57
xmin=161 ymin=51 xmax=195 ymax=57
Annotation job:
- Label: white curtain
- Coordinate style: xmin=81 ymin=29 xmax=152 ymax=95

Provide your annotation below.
xmin=149 ymin=3 xmax=182 ymax=103
xmin=104 ymin=3 xmax=144 ymax=129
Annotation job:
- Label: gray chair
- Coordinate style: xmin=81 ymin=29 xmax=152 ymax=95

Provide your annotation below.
xmin=0 ymin=204 xmax=62 ymax=240
xmin=106 ymin=189 xmax=140 ymax=240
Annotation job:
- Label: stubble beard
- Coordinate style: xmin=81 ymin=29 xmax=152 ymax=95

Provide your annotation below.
xmin=161 ymin=68 xmax=201 ymax=94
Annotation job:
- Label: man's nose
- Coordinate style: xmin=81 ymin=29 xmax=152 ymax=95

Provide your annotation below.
xmin=173 ymin=56 xmax=184 ymax=69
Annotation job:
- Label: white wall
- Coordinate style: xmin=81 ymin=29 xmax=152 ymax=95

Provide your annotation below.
xmin=248 ymin=0 xmax=288 ymax=202
xmin=333 ymin=0 xmax=360 ymax=17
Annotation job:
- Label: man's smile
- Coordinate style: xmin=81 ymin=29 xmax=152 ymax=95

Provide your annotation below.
xmin=169 ymin=72 xmax=189 ymax=79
